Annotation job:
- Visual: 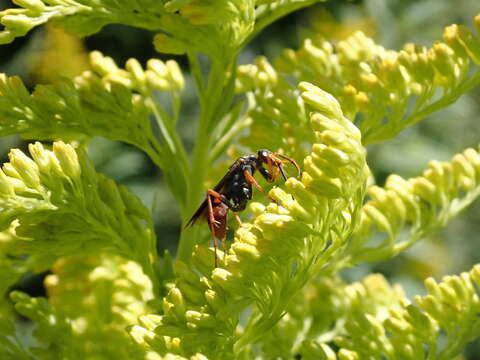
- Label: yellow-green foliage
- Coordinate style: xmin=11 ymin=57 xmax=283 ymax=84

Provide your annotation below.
xmin=0 ymin=1 xmax=480 ymax=359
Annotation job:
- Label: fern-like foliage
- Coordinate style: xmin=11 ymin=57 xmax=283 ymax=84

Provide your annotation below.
xmin=238 ymin=15 xmax=480 ymax=148
xmin=0 ymin=2 xmax=480 ymax=360
xmin=345 ymin=146 xmax=480 ymax=265
xmin=258 ymin=264 xmax=480 ymax=359
xmin=0 ymin=52 xmax=190 ymax=207
xmin=11 ymin=254 xmax=153 ymax=359
xmin=0 ymin=0 xmax=324 ymax=59
xmin=234 ymin=14 xmax=480 ymax=266
xmin=334 ymin=264 xmax=480 ymax=359
xmin=0 ymin=142 xmax=160 ymax=292
xmin=130 ymin=82 xmax=368 ymax=358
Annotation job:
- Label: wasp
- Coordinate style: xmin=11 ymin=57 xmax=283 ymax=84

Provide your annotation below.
xmin=186 ymin=149 xmax=302 ymax=267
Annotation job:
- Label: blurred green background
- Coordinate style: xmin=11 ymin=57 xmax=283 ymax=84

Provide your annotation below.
xmin=1 ymin=0 xmax=479 ymax=357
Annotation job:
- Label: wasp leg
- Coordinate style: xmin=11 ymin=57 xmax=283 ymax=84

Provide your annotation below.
xmin=244 ymin=170 xmax=265 ymax=193
xmin=265 ymin=156 xmax=280 ymax=182
xmin=206 ymin=190 xmax=219 ymax=267
xmin=233 ymin=213 xmax=242 ymax=226
xmin=244 ymin=170 xmax=277 ymax=204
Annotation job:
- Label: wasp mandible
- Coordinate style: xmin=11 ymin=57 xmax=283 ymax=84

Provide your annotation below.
xmin=186 ymin=149 xmax=302 ymax=266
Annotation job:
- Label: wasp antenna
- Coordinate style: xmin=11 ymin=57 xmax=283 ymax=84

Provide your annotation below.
xmin=278 ymin=163 xmax=288 ymax=181
xmin=275 ymin=153 xmax=302 ymax=178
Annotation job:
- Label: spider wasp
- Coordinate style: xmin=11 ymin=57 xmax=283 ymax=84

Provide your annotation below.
xmin=186 ymin=149 xmax=302 ymax=267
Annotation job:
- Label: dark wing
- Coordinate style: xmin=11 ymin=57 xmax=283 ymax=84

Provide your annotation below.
xmin=185 ymin=197 xmax=208 ymax=228
xmin=213 ymin=159 xmax=242 ymax=192
xmin=185 ymin=160 xmax=242 ymax=228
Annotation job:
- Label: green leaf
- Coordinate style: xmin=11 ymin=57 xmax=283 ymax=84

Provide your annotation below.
xmin=131 ymin=83 xmax=369 ymax=359
xmin=0 ymin=0 xmax=166 ymax=44
xmin=334 ymin=264 xmax=480 ymax=359
xmin=346 ymin=145 xmax=480 ymax=265
xmin=0 ymin=142 xmax=160 ymax=294
xmin=240 ymin=14 xmax=480 ymax=144
xmin=0 ymin=52 xmax=190 ymax=207
xmin=10 ymin=254 xmax=152 ymax=358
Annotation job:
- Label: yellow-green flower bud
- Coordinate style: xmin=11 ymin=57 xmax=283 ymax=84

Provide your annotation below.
xmin=129 ymin=324 xmax=154 ymax=345
xmin=185 ymin=310 xmax=215 ymax=329
xmin=302 ymin=171 xmax=342 ymax=199
xmin=338 ymin=349 xmax=359 ymax=360
xmin=166 ymin=60 xmax=185 ymax=89
xmin=99 ymin=177 xmax=126 ymax=212
xmin=211 ymin=268 xmax=243 ymax=294
xmin=9 ymin=149 xmax=40 ymax=188
xmin=285 ymin=178 xmax=316 ymax=205
xmin=309 ymin=151 xmax=340 ymax=178
xmin=14 ymin=0 xmax=45 ymax=12
xmin=463 ymin=148 xmax=480 ymax=177
xmin=455 ymin=24 xmax=480 ymax=65
xmin=470 ymin=264 xmax=480 ymax=284
xmin=411 ymin=177 xmax=439 ymax=204
xmin=378 ymin=57 xmax=407 ymax=92
xmin=386 ymin=316 xmax=411 ymax=334
xmin=126 ymin=58 xmax=146 ymax=86
xmin=405 ymin=304 xmax=438 ymax=339
xmin=145 ymin=72 xmax=170 ymax=91
xmin=90 ymin=51 xmax=120 ymax=76
xmin=204 ymin=289 xmax=225 ymax=313
xmin=452 ymin=153 xmax=476 ymax=180
xmin=475 ymin=14 xmax=480 ymax=35
xmin=363 ymin=204 xmax=392 ymax=234
xmin=52 ymin=142 xmax=81 ymax=179
xmin=248 ymin=202 xmax=265 ymax=216
xmin=28 ymin=142 xmax=51 ymax=173
xmin=309 ymin=113 xmax=343 ymax=133
xmin=451 ymin=273 xmax=473 ymax=302
xmin=230 ymin=242 xmax=260 ymax=262
xmin=147 ymin=58 xmax=168 ymax=76
xmin=191 ymin=354 xmax=208 ymax=360
xmin=0 ymin=168 xmax=13 ymax=195
xmin=162 ymin=298 xmax=174 ymax=315
xmin=105 ymin=74 xmax=134 ymax=88
xmin=167 ymin=287 xmax=186 ymax=320
xmin=1 ymin=15 xmax=33 ymax=34
xmin=443 ymin=25 xmax=469 ymax=58
xmin=415 ymin=294 xmax=442 ymax=320
xmin=439 ymin=282 xmax=458 ymax=304
xmin=429 ymin=43 xmax=456 ymax=80
xmin=300 ymin=82 xmax=343 ymax=120
xmin=139 ymin=314 xmax=163 ymax=331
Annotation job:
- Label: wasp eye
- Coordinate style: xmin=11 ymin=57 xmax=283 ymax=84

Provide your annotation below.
xmin=258 ymin=149 xmax=269 ymax=159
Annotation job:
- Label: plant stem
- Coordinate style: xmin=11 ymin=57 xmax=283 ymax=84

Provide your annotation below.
xmin=176 ymin=56 xmax=234 ymax=262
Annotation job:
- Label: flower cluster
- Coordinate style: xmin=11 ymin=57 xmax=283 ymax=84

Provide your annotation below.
xmin=238 ymin=15 xmax=480 ymax=149
xmin=260 ymin=274 xmax=405 ymax=358
xmin=347 ymin=146 xmax=480 ymax=264
xmin=333 ymin=264 xmax=480 ymax=359
xmin=11 ymin=254 xmax=154 ymax=359
xmin=131 ymin=82 xmax=368 ymax=358
xmin=0 ymin=51 xmax=190 ymax=206
xmin=0 ymin=142 xmax=159 ymax=290
xmin=0 ymin=1 xmax=480 ymax=359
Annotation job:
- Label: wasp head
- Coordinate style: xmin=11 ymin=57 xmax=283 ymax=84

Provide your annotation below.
xmin=256 ymin=149 xmax=272 ymax=166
